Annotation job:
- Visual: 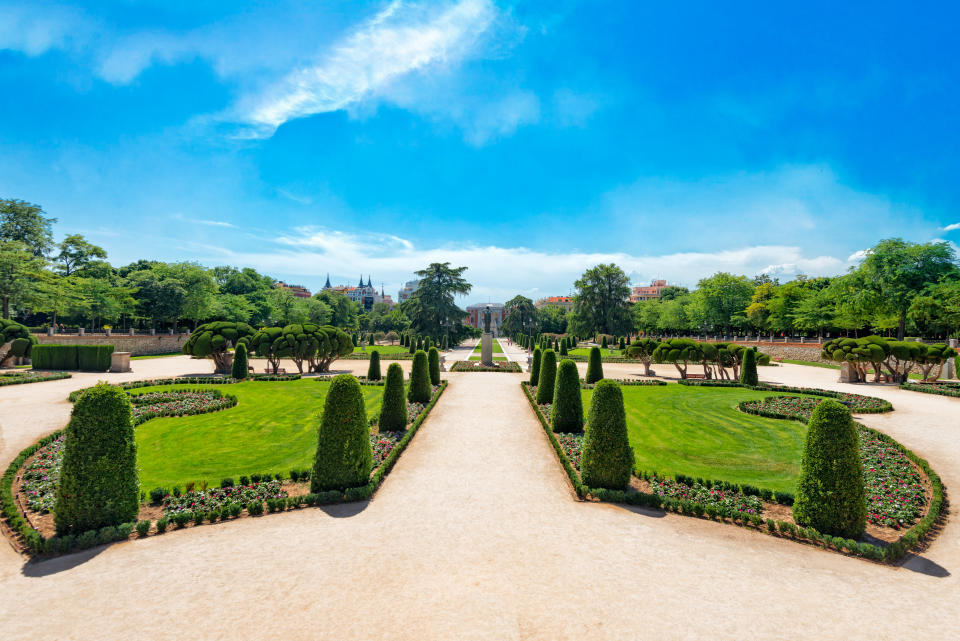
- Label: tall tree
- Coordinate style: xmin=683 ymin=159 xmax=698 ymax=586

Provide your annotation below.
xmin=403 ymin=262 xmax=471 ymax=338
xmin=693 ymin=272 xmax=754 ymax=333
xmin=501 ymin=295 xmax=537 ymax=337
xmin=0 ymin=241 xmax=46 ymax=318
xmin=316 ymin=289 xmax=360 ymax=329
xmin=0 ymin=199 xmax=56 ymax=257
xmin=571 ymin=263 xmax=631 ymax=336
xmin=858 ymin=238 xmax=958 ymax=339
xmin=55 ymin=234 xmax=108 ymax=276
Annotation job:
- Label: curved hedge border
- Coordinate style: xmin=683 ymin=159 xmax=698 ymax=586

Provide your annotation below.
xmin=522 ymin=380 xmax=942 ymax=563
xmin=450 ymin=361 xmax=522 ymax=373
xmin=900 ymin=382 xmax=960 ymax=398
xmin=678 ymin=379 xmax=893 ymax=413
xmin=0 ymin=371 xmax=72 ymax=387
xmin=344 ymin=353 xmax=415 ymax=361
xmin=2 ymin=381 xmax=447 ymax=556
xmin=580 ymin=378 xmax=666 ymax=389
xmin=67 ymin=374 xmax=301 ymax=403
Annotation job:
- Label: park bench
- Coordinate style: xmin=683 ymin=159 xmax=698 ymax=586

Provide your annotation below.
xmin=685 ymin=373 xmax=706 ymax=380
xmin=264 ymin=368 xmax=286 ymax=375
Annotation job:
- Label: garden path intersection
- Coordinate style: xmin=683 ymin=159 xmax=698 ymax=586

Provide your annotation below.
xmin=0 ymin=356 xmax=959 ymax=639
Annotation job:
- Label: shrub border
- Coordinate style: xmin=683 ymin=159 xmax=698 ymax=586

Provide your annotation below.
xmin=678 ymin=379 xmax=893 ymax=413
xmin=521 ymin=380 xmax=943 ymax=564
xmin=0 ymin=371 xmax=72 ymax=387
xmin=3 ymin=380 xmax=446 ymax=557
xmin=450 ymin=361 xmax=522 ymax=373
xmin=67 ymin=374 xmax=301 ymax=403
xmin=900 ymin=382 xmax=960 ymax=398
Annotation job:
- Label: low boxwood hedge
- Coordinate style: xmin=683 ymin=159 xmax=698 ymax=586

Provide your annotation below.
xmin=900 ymin=381 xmax=960 ymax=398
xmin=0 ymin=371 xmax=72 ymax=386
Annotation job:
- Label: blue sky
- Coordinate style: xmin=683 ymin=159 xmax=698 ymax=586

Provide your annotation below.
xmin=2 ymin=0 xmax=958 ymax=303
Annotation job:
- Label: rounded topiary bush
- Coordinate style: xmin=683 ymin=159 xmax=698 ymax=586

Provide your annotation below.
xmin=585 ymin=346 xmax=604 ymax=384
xmin=311 ymin=374 xmax=372 ymax=492
xmin=536 ymin=349 xmax=558 ymax=404
xmin=379 ymin=363 xmax=407 ymax=432
xmin=367 ymin=350 xmax=381 ymax=381
xmin=231 ymin=342 xmax=249 ymax=380
xmin=529 ymin=347 xmax=542 ymax=386
xmin=55 ymin=384 xmax=139 ymax=535
xmin=428 ymin=347 xmax=441 ymax=386
xmin=408 ymin=350 xmax=432 ymax=403
xmin=792 ymin=400 xmax=866 ymax=539
xmin=552 ymin=359 xmax=583 ymax=432
xmin=739 ymin=347 xmax=758 ymax=386
xmin=580 ymin=379 xmax=633 ymax=489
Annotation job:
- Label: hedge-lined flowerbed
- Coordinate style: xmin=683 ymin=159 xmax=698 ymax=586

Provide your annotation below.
xmin=900 ymin=381 xmax=960 ymax=398
xmin=3 ymin=381 xmax=447 ymax=556
xmin=0 ymin=371 xmax=72 ymax=386
xmin=450 ymin=361 xmax=522 ymax=372
xmin=679 ymin=379 xmax=893 ymax=413
xmin=522 ymin=381 xmax=943 ymax=563
xmin=67 ymin=374 xmax=300 ymax=403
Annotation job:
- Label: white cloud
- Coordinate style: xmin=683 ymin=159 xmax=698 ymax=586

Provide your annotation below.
xmin=197 ymin=225 xmax=849 ymax=303
xmin=0 ymin=4 xmax=90 ymax=56
xmin=846 ymin=249 xmax=869 ymax=262
xmin=943 ymin=222 xmax=960 ymax=232
xmin=173 ymin=213 xmax=236 ymax=228
xmin=233 ymin=0 xmax=503 ymax=138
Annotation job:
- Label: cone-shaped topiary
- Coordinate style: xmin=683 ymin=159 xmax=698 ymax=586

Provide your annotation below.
xmin=585 ymin=346 xmax=604 ymax=384
xmin=537 ymin=349 xmax=558 ymax=404
xmin=739 ymin=347 xmax=758 ymax=386
xmin=368 ymin=333 xmax=375 ymax=346
xmin=408 ymin=337 xmax=416 ymax=354
xmin=559 ymin=340 xmax=568 ymax=356
xmin=311 ymin=374 xmax=372 ymax=492
xmin=231 ymin=342 xmax=249 ymax=379
xmin=552 ymin=359 xmax=584 ymax=432
xmin=792 ymin=400 xmax=866 ymax=538
xmin=441 ymin=334 xmax=449 ymax=350
xmin=601 ymin=335 xmax=608 ymax=348
xmin=54 ymin=384 xmax=139 ymax=535
xmin=529 ymin=347 xmax=542 ymax=385
xmin=428 ymin=346 xmax=441 ymax=385
xmin=367 ymin=350 xmax=381 ymax=380
xmin=408 ymin=349 xmax=432 ymax=403
xmin=416 ymin=336 xmax=424 ymax=351
xmin=379 ymin=363 xmax=407 ymax=432
xmin=580 ymin=379 xmax=633 ymax=489
xmin=618 ymin=336 xmax=626 ymax=350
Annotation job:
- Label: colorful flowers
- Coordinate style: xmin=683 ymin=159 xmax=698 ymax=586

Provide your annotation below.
xmin=162 ymin=480 xmax=286 ymax=515
xmin=129 ymin=389 xmax=237 ymax=425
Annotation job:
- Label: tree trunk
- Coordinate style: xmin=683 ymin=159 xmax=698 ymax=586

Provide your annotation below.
xmin=2 ymin=296 xmax=8 ymax=319
xmin=898 ymin=312 xmax=906 ymax=341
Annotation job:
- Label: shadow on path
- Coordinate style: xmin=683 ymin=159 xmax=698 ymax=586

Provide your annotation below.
xmin=21 ymin=545 xmax=107 ymax=578
xmin=319 ymin=500 xmax=370 ymax=519
xmin=900 ymin=553 xmax=950 ymax=578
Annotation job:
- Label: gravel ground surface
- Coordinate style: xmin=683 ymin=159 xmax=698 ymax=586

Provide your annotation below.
xmin=0 ymin=357 xmax=957 ymax=639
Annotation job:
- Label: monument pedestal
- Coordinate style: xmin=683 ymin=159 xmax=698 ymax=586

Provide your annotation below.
xmin=839 ymin=362 xmax=857 ymax=383
xmin=481 ymin=333 xmax=494 ymax=366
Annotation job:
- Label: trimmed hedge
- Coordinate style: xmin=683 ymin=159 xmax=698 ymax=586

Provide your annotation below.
xmin=231 ymin=342 xmax=249 ymax=379
xmin=379 ymin=363 xmax=407 ymax=431
xmin=792 ymin=400 xmax=866 ymax=538
xmin=311 ymin=375 xmax=372 ymax=492
xmin=585 ymin=346 xmax=604 ymax=384
xmin=367 ymin=350 xmax=382 ymax=381
xmin=900 ymin=382 xmax=960 ymax=398
xmin=428 ymin=347 xmax=441 ymax=386
xmin=552 ymin=359 xmax=583 ymax=433
xmin=536 ymin=349 xmax=557 ymax=404
xmin=408 ymin=350 xmax=432 ymax=403
xmin=678 ymin=379 xmax=894 ymax=413
xmin=0 ymin=371 xmax=72 ymax=386
xmin=55 ymin=384 xmax=139 ymax=535
xmin=31 ymin=344 xmax=78 ymax=370
xmin=529 ymin=347 xmax=542 ymax=385
xmin=78 ymin=345 xmax=113 ymax=371
xmin=580 ymin=380 xmax=633 ymax=489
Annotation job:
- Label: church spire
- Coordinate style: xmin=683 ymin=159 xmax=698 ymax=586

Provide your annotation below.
xmin=367 ymin=275 xmax=372 ymax=287
xmin=358 ymin=274 xmax=364 ymax=287
xmin=324 ymin=273 xmax=331 ymax=289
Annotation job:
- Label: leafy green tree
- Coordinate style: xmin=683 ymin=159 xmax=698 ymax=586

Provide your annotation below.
xmin=379 ymin=363 xmax=407 ymax=431
xmin=0 ymin=240 xmax=46 ymax=318
xmin=183 ymin=321 xmax=255 ymax=373
xmin=625 ymin=338 xmax=660 ymax=376
xmin=408 ymin=350 xmax=432 ymax=403
xmin=0 ymin=199 xmax=56 ymax=257
xmin=123 ymin=269 xmax=186 ymax=329
xmin=536 ymin=349 xmax=558 ymax=403
xmin=693 ymin=272 xmax=754 ymax=333
xmin=552 ymin=359 xmax=584 ymax=432
xmin=538 ymin=304 xmax=570 ymax=334
xmin=55 ymin=384 xmax=139 ymax=534
xmin=0 ymin=318 xmax=36 ymax=362
xmin=402 ymin=262 xmax=471 ymax=338
xmin=502 ymin=295 xmax=538 ymax=337
xmin=571 ymin=263 xmax=631 ymax=336
xmin=250 ymin=326 xmax=288 ymax=374
xmin=585 ymin=346 xmax=604 ymax=384
xmin=858 ymin=238 xmax=958 ymax=339
xmin=55 ymin=234 xmax=107 ymax=276
xmin=652 ymin=338 xmax=705 ymax=379
xmin=580 ymin=380 xmax=633 ymax=489
xmin=162 ymin=262 xmax=217 ymax=328
xmin=309 ymin=326 xmax=354 ymax=372
xmin=793 ymin=400 xmax=866 ymax=538
xmin=908 ymin=279 xmax=960 ymax=338
xmin=231 ymin=341 xmax=249 ymax=379
xmin=316 ymin=289 xmax=360 ymax=329
xmin=311 ymin=374 xmax=372 ymax=492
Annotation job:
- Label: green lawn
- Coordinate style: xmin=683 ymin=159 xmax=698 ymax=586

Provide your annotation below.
xmin=134 ymin=379 xmax=382 ymax=490
xmin=569 ymin=347 xmax=623 ymax=359
xmin=468 ymin=355 xmax=507 ymax=361
xmin=353 ymin=345 xmax=409 ymax=354
xmin=581 ymin=384 xmax=810 ymax=493
xmin=130 ymin=352 xmax=183 ymax=360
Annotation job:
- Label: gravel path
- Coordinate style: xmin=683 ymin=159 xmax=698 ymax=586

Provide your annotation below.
xmin=0 ymin=359 xmax=957 ymax=639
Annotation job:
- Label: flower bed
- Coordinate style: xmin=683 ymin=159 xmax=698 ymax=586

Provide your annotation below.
xmin=129 ymin=389 xmax=238 ymax=424
xmin=162 ymin=480 xmax=286 ymax=516
xmin=741 ymin=396 xmax=928 ymax=528
xmin=0 ymin=370 xmax=72 ymax=386
xmin=580 ymin=378 xmax=666 ymax=389
xmin=450 ymin=360 xmax=522 ymax=372
xmin=679 ymin=379 xmax=893 ymax=413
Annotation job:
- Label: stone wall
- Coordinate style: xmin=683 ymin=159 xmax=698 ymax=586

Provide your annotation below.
xmin=33 ymin=333 xmax=187 ymax=356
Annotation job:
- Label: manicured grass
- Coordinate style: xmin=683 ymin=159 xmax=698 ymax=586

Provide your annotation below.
xmin=569 ymin=347 xmax=623 ymax=359
xmin=353 ymin=345 xmax=409 ymax=354
xmin=468 ymin=355 xmax=507 ymax=361
xmin=134 ymin=379 xmax=382 ymax=490
xmin=581 ymin=384 xmax=812 ymax=493
xmin=131 ymin=352 xmax=183 ymax=360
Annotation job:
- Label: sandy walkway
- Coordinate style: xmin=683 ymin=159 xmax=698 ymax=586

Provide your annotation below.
xmin=0 ymin=360 xmax=958 ymax=639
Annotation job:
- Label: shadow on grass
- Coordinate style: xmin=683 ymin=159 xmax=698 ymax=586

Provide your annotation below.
xmin=318 ymin=500 xmax=369 ymax=518
xmin=21 ymin=544 xmax=108 ymax=578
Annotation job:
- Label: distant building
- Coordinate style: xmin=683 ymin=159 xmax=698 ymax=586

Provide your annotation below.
xmin=534 ymin=296 xmax=574 ymax=311
xmin=398 ymin=280 xmax=418 ymax=303
xmin=465 ymin=303 xmax=505 ymax=336
xmin=276 ymin=281 xmax=312 ymax=298
xmin=629 ymin=279 xmax=671 ymax=303
xmin=322 ymin=274 xmax=389 ymax=312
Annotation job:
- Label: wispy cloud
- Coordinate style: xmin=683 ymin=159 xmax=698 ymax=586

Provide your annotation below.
xmin=944 ymin=222 xmax=960 ymax=232
xmin=232 ymin=0 xmax=503 ymax=139
xmin=173 ymin=212 xmax=236 ymax=228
